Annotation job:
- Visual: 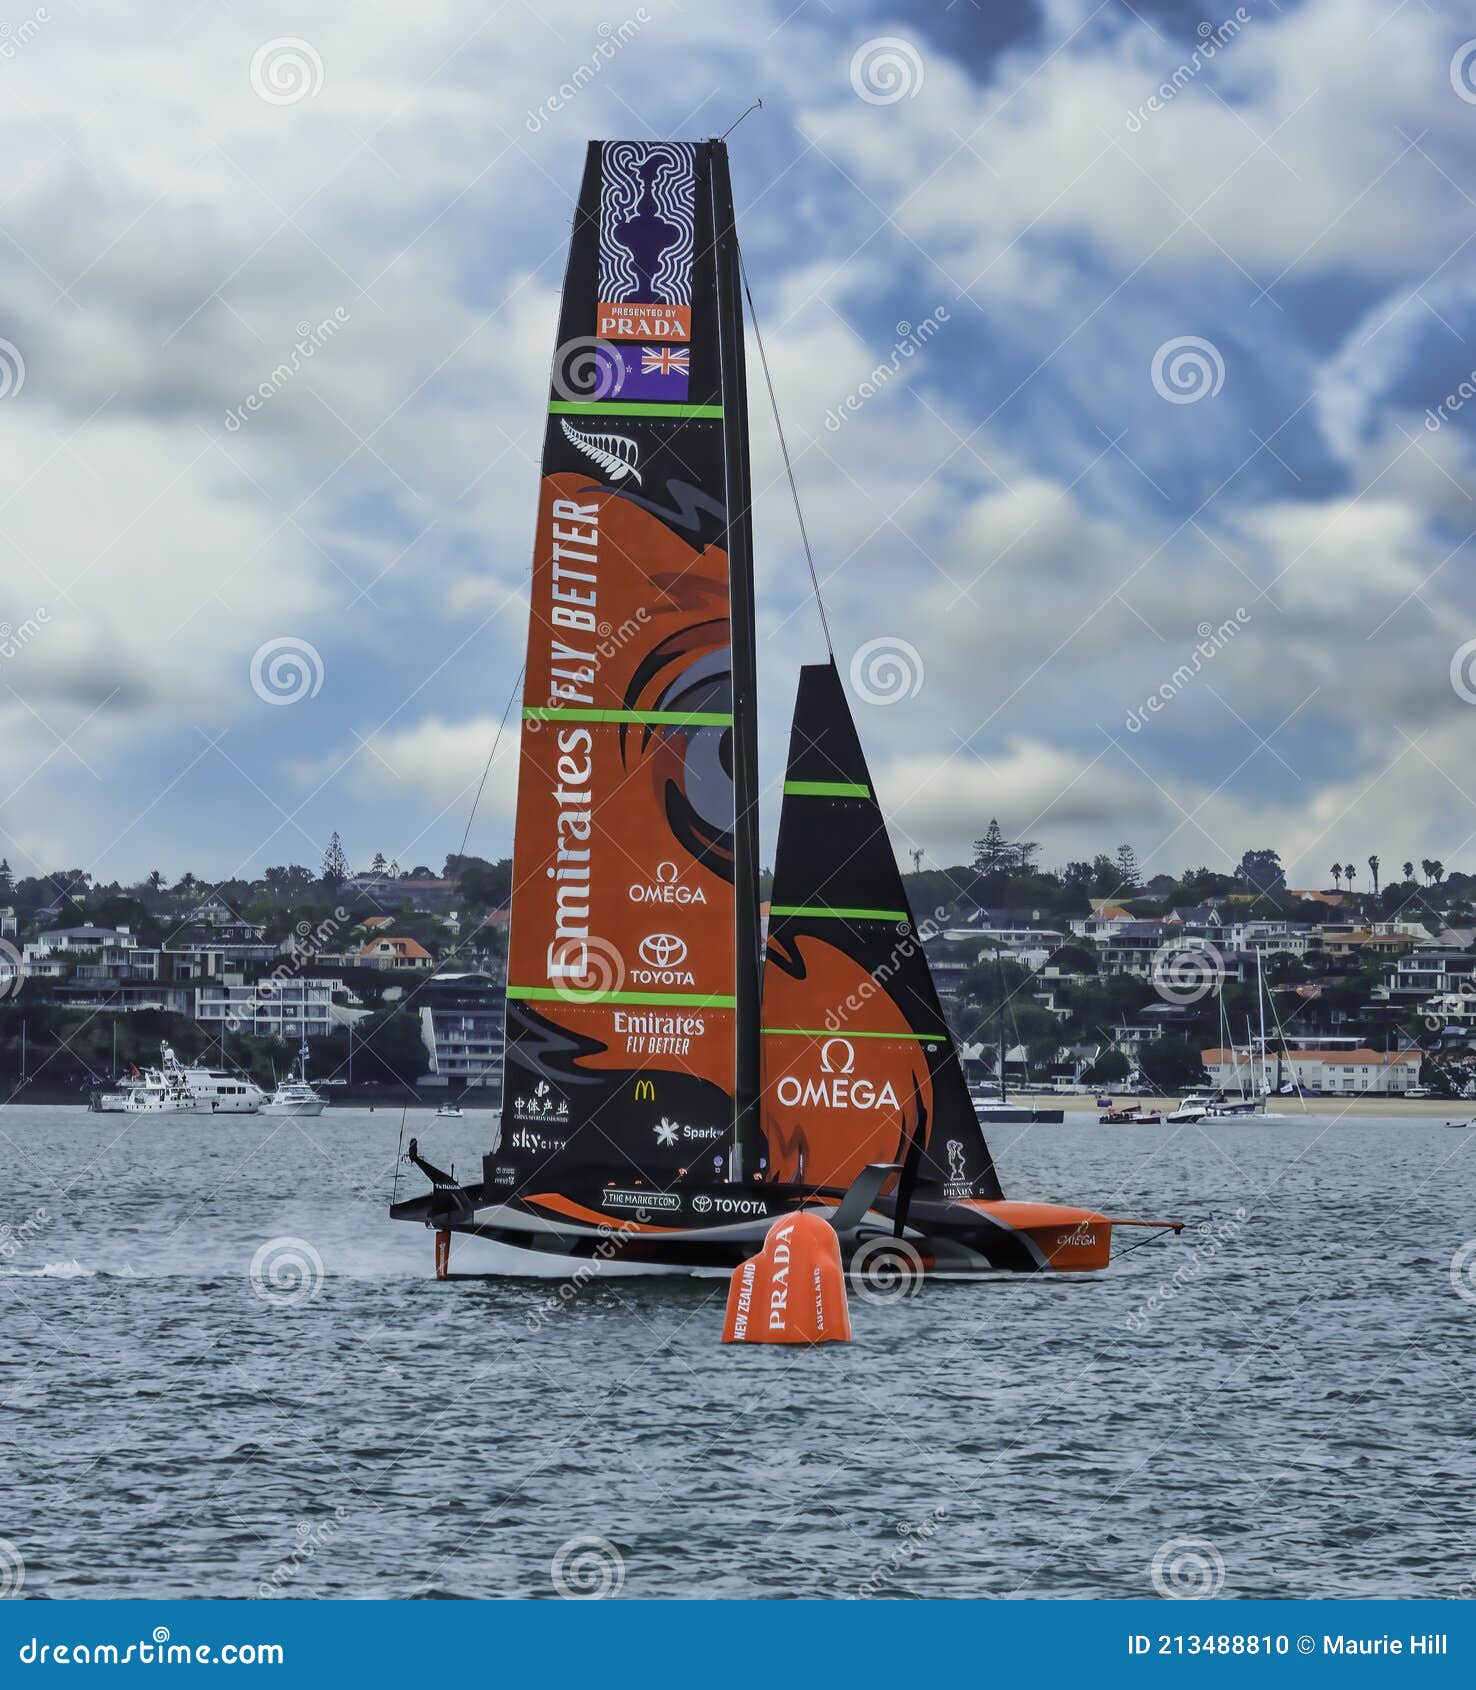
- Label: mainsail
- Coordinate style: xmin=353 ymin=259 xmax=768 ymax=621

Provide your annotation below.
xmin=759 ymin=662 xmax=1002 ymax=1200
xmin=498 ymin=140 xmax=762 ymax=1194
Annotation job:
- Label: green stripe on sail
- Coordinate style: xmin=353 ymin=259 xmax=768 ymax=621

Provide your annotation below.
xmin=781 ymin=780 xmax=871 ymax=799
xmin=523 ymin=707 xmax=733 ymax=727
xmin=509 ymin=986 xmax=737 ymax=1008
xmin=549 ymin=401 xmax=724 ymax=419
xmin=768 ymin=905 xmax=910 ymax=922
xmin=763 ymin=1027 xmax=947 ymax=1043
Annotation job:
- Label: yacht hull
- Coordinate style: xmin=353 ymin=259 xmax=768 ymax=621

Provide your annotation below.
xmin=260 ymin=1100 xmax=326 ymax=1117
xmin=390 ymin=1179 xmax=1144 ymax=1279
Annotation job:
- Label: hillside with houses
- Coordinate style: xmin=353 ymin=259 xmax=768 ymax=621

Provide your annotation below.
xmin=1 ymin=826 xmax=1473 ymax=1102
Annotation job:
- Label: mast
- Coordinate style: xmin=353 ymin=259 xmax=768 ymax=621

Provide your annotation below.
xmin=1256 ymin=948 xmax=1269 ymax=1105
xmin=997 ymin=956 xmax=1007 ymax=1101
xmin=708 ymin=140 xmax=762 ymax=1179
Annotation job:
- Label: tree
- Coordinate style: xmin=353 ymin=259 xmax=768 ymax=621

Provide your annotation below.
xmin=1343 ymin=863 xmax=1356 ymax=889
xmin=370 ymin=851 xmax=388 ymax=875
xmin=974 ymin=819 xmax=1008 ymax=872
xmin=1368 ymin=855 xmax=1380 ymax=896
xmin=0 ymin=858 xmax=10 ymax=896
xmin=1137 ymin=1036 xmax=1207 ymax=1094
xmin=1330 ymin=863 xmax=1342 ymax=891
xmin=322 ymin=832 xmax=349 ymax=890
xmin=1430 ymin=861 xmax=1445 ymax=886
xmin=1083 ymin=1048 xmax=1130 ymax=1085
xmin=1421 ymin=858 xmax=1434 ymax=886
xmin=1113 ymin=844 xmax=1139 ymax=889
xmin=1237 ymin=848 xmax=1284 ymax=895
xmin=147 ymin=869 xmax=164 ymax=893
xmin=1403 ymin=861 xmax=1414 ymax=883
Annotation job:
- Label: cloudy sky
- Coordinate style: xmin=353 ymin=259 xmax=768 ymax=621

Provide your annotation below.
xmin=4 ymin=0 xmax=1476 ymax=889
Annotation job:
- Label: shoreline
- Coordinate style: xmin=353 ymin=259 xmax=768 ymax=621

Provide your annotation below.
xmin=1040 ymin=1093 xmax=1472 ymax=1118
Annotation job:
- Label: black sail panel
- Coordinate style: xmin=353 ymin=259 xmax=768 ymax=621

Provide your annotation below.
xmin=759 ymin=661 xmax=1003 ymax=1200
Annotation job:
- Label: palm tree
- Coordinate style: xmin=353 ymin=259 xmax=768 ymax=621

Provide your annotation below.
xmin=147 ymin=869 xmax=164 ymax=893
xmin=1431 ymin=860 xmax=1445 ymax=886
xmin=1403 ymin=861 xmax=1415 ymax=883
xmin=1344 ymin=862 xmax=1356 ymax=890
xmin=1368 ymin=855 xmax=1380 ymax=896
xmin=1330 ymin=863 xmax=1342 ymax=891
xmin=1421 ymin=858 xmax=1434 ymax=885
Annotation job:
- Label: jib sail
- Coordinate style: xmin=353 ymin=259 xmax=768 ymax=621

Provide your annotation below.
xmin=498 ymin=140 xmax=761 ymax=1193
xmin=759 ymin=661 xmax=1002 ymax=1200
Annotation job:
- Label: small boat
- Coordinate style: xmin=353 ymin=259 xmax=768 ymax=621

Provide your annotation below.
xmin=123 ymin=1068 xmax=194 ymax=1114
xmin=1165 ymin=1102 xmax=1206 ymax=1123
xmin=1099 ymin=1107 xmax=1138 ymax=1124
xmin=435 ymin=1104 xmax=464 ymax=1118
xmin=1095 ymin=1095 xmax=1114 ymax=1109
xmin=261 ymin=1040 xmax=327 ymax=1117
xmin=1131 ymin=1111 xmax=1163 ymax=1125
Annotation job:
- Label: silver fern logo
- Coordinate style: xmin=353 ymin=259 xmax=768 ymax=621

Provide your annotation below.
xmin=560 ymin=419 xmax=641 ymax=485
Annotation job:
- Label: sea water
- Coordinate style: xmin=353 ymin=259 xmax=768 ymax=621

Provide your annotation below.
xmin=2 ymin=1106 xmax=1472 ymax=1599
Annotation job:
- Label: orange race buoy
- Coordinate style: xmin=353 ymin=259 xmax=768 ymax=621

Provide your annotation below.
xmin=434 ymin=1230 xmax=451 ymax=1280
xmin=722 ymin=1211 xmax=851 ymax=1345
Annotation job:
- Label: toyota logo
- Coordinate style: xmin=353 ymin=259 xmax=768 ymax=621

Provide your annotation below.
xmin=692 ymin=1194 xmax=712 ymax=1213
xmin=639 ymin=933 xmax=687 ymax=968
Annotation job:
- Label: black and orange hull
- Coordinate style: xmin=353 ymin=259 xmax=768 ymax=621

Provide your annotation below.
xmin=390 ymin=1176 xmax=1176 ymax=1279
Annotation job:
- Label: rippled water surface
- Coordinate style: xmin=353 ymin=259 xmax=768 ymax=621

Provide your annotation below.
xmin=3 ymin=1105 xmax=1473 ymax=1600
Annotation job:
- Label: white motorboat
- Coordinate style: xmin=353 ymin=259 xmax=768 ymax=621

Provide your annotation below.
xmin=261 ymin=1040 xmax=327 ymax=1117
xmin=435 ymin=1104 xmax=464 ymax=1118
xmin=123 ymin=1068 xmax=194 ymax=1113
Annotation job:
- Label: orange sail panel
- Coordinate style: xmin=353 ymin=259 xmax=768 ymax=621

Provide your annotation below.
xmin=498 ymin=141 xmax=760 ymax=1194
xmin=759 ymin=662 xmax=1002 ymax=1200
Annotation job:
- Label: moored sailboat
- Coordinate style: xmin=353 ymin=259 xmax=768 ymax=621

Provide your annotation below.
xmin=390 ymin=137 xmax=1180 ymax=1279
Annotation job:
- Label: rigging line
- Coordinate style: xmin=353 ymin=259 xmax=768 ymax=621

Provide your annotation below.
xmin=719 ymin=98 xmax=763 ymax=141
xmin=455 ymin=662 xmax=525 ymax=867
xmin=736 ymin=241 xmax=834 ymax=658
